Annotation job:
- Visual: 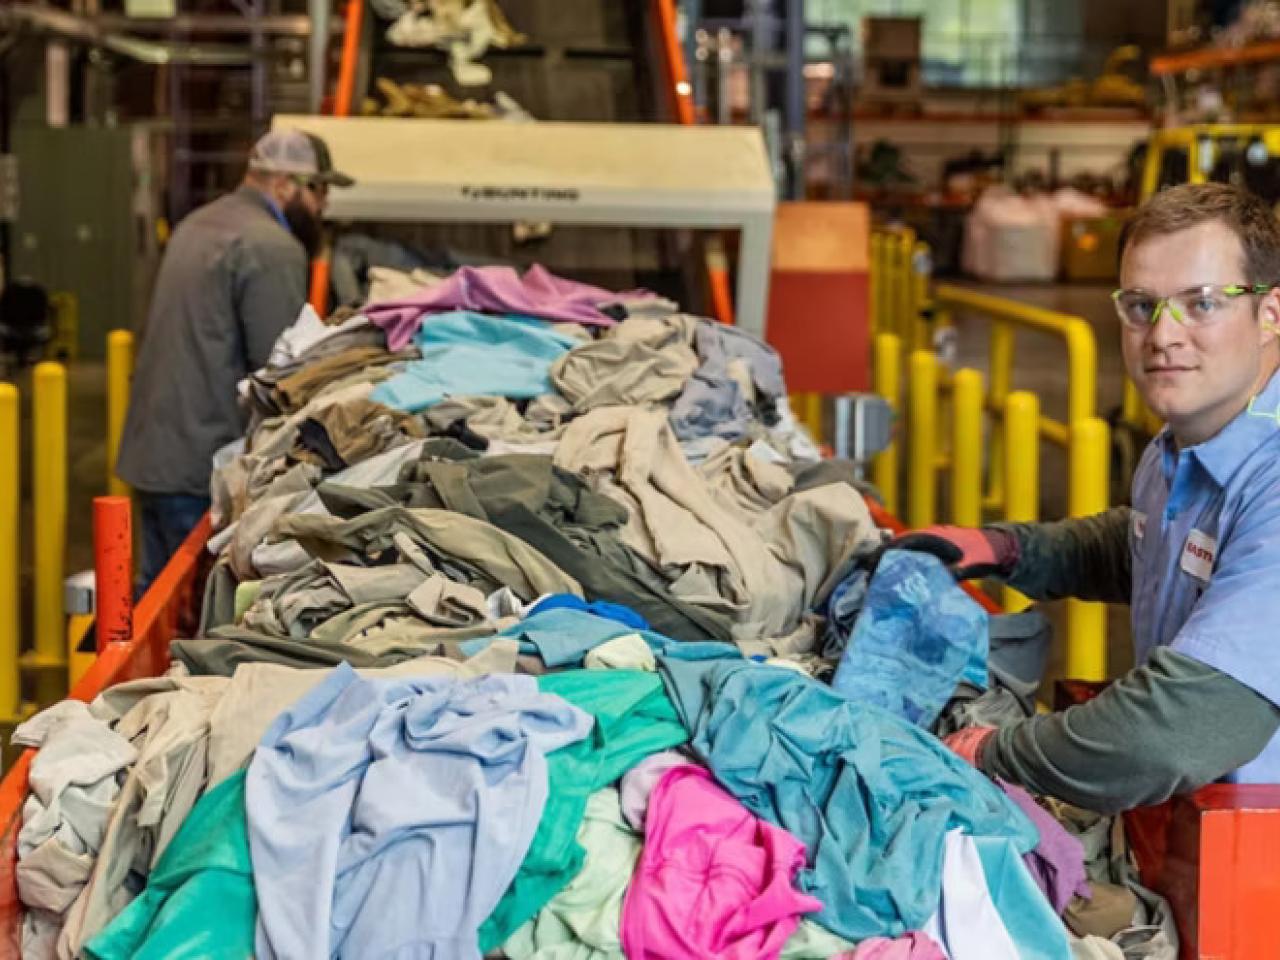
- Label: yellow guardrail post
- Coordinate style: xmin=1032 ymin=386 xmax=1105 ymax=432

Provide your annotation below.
xmin=873 ymin=333 xmax=902 ymax=514
xmin=106 ymin=329 xmax=134 ymax=498
xmin=1066 ymin=417 xmax=1111 ymax=680
xmin=0 ymin=384 xmax=18 ymax=719
xmin=910 ymin=241 xmax=931 ymax=352
xmin=870 ymin=232 xmax=884 ymax=333
xmin=908 ymin=349 xmax=938 ymax=528
xmin=1002 ymin=390 xmax=1040 ymax=612
xmin=31 ymin=362 xmax=67 ymax=704
xmin=951 ymin=368 xmax=984 ymax=527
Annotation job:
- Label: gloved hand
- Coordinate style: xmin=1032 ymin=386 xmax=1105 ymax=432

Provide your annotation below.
xmin=944 ymin=726 xmax=996 ymax=767
xmin=883 ymin=525 xmax=1020 ymax=581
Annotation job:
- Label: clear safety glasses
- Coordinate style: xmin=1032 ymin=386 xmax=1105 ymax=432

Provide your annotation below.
xmin=1110 ymin=283 xmax=1275 ymax=330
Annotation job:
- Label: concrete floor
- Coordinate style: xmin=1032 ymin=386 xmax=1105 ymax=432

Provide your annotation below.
xmin=13 ymin=280 xmax=1137 ymax=681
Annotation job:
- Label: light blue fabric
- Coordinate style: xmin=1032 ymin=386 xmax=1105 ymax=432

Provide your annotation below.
xmin=245 ymin=662 xmax=593 ymax=960
xmin=459 ymin=607 xmax=742 ymax=667
xmin=973 ymin=836 xmax=1072 ymax=960
xmin=369 ymin=310 xmax=581 ymax=412
xmin=1130 ymin=366 xmax=1280 ymax=782
xmin=831 ymin=550 xmax=988 ymax=727
xmin=655 ymin=658 xmax=1038 ymax=942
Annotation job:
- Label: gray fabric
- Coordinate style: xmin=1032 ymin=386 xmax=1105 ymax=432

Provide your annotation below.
xmin=271 ymin=504 xmax=583 ymax=601
xmin=12 ymin=702 xmax=137 ymax=960
xmin=550 ymin=314 xmax=699 ymax=411
xmin=117 ymin=186 xmax=307 ymax=496
xmin=982 ymin=647 xmax=1280 ymax=814
xmin=669 ymin=319 xmax=785 ymax=442
xmin=57 ymin=679 xmax=227 ymax=957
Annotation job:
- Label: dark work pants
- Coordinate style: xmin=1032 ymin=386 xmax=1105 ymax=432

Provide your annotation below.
xmin=137 ymin=491 xmax=210 ymax=595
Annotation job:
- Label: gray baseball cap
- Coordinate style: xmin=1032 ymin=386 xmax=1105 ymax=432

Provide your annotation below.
xmin=248 ymin=129 xmax=354 ymax=187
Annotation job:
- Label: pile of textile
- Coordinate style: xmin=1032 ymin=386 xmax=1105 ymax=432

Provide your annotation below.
xmin=14 ymin=265 xmax=1176 ymax=960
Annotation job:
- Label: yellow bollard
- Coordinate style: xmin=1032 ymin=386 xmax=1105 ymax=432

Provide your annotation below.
xmin=1066 ymin=417 xmax=1111 ymax=680
xmin=907 ymin=349 xmax=938 ymax=528
xmin=870 ymin=233 xmax=884 ymax=334
xmin=872 ymin=333 xmax=902 ymax=514
xmin=0 ymin=384 xmax=18 ymax=719
xmin=951 ymin=368 xmax=984 ymax=527
xmin=31 ymin=362 xmax=67 ymax=704
xmin=1002 ymin=390 xmax=1039 ymax=612
xmin=106 ymin=329 xmax=134 ymax=498
xmin=790 ymin=393 xmax=823 ymax=446
xmin=910 ymin=241 xmax=932 ymax=352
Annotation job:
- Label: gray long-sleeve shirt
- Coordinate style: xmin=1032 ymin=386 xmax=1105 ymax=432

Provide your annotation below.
xmin=977 ymin=510 xmax=1280 ymax=812
xmin=116 ymin=186 xmax=307 ymax=496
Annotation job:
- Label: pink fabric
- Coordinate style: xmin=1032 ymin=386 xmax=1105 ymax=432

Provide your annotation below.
xmin=850 ymin=932 xmax=948 ymax=959
xmin=621 ymin=763 xmax=823 ymax=960
xmin=364 ymin=265 xmax=633 ymax=349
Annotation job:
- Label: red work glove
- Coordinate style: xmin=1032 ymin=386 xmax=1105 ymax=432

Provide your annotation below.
xmin=944 ymin=726 xmax=996 ymax=767
xmin=885 ymin=525 xmax=1020 ymax=581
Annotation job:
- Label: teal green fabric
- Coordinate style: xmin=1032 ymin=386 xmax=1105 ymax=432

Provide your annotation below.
xmin=85 ymin=772 xmax=255 ymax=960
xmin=973 ymin=836 xmax=1072 ymax=960
xmin=478 ymin=670 xmax=688 ymax=951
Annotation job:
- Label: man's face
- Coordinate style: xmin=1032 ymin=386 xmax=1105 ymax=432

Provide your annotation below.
xmin=1119 ymin=220 xmax=1279 ymax=445
xmin=281 ymin=178 xmax=327 ymax=259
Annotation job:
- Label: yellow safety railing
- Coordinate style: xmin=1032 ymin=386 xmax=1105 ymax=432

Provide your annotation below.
xmin=28 ymin=363 xmax=67 ymax=705
xmin=870 ymin=239 xmax=1113 ymax=681
xmin=0 ymin=330 xmax=138 ymax=719
xmin=0 ymin=384 xmax=18 ymax=721
xmin=106 ymin=330 xmax=134 ymax=497
xmin=870 ymin=227 xmax=933 ymax=351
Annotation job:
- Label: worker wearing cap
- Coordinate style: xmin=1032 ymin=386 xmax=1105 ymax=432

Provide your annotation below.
xmin=116 ymin=129 xmax=354 ymax=589
xmin=893 ymin=182 xmax=1280 ymax=812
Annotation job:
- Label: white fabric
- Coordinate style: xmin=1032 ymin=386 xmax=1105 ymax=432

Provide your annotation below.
xmin=923 ymin=829 xmax=1020 ymax=960
xmin=12 ymin=702 xmax=137 ymax=960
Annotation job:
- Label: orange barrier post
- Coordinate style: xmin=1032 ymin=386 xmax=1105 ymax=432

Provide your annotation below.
xmin=92 ymin=497 xmax=133 ymax=652
xmin=334 ymin=0 xmax=364 ymax=117
xmin=308 ymin=255 xmax=331 ymax=317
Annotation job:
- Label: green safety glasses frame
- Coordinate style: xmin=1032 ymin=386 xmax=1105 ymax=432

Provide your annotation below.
xmin=1110 ymin=283 xmax=1276 ymax=330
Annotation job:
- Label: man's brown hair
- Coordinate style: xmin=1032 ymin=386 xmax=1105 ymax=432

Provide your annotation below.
xmin=1119 ymin=182 xmax=1280 ymax=285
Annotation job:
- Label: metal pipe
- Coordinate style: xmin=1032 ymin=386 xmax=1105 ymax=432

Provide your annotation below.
xmin=106 ymin=329 xmax=132 ymax=498
xmin=783 ymin=0 xmax=805 ymax=200
xmin=1002 ymin=390 xmax=1039 ymax=612
xmin=1066 ymin=417 xmax=1110 ymax=680
xmin=908 ymin=349 xmax=938 ymax=529
xmin=32 ymin=362 xmax=67 ymax=705
xmin=872 ymin=333 xmax=901 ymax=515
xmin=0 ymin=384 xmax=18 ymax=719
xmin=307 ymin=0 xmax=330 ymax=114
xmin=951 ymin=368 xmax=984 ymax=527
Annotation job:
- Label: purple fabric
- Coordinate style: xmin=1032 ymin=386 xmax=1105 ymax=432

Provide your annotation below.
xmin=998 ymin=780 xmax=1091 ymax=913
xmin=364 ymin=265 xmax=638 ymax=349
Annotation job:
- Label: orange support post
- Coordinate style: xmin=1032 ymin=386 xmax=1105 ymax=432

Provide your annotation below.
xmin=653 ymin=0 xmax=695 ymax=125
xmin=92 ymin=496 xmax=132 ymax=652
xmin=334 ymin=0 xmax=364 ymax=117
xmin=309 ymin=255 xmax=331 ymax=316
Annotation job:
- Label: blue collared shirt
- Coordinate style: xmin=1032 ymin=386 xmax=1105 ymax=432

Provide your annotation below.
xmin=1130 ymin=366 xmax=1280 ymax=782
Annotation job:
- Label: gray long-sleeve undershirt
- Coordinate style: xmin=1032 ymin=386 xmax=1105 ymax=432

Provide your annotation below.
xmin=971 ymin=510 xmax=1280 ymax=812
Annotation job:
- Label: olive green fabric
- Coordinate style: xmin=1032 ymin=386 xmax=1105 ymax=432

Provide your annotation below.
xmin=84 ymin=773 xmax=254 ymax=960
xmin=981 ymin=646 xmax=1280 ymax=813
xmin=993 ymin=507 xmax=1132 ymax=604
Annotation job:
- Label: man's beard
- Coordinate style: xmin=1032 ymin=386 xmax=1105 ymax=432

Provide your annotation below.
xmin=284 ymin=196 xmax=322 ymax=259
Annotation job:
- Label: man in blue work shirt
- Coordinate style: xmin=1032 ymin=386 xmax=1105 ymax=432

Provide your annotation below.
xmin=894 ymin=182 xmax=1280 ymax=812
xmin=116 ymin=129 xmax=352 ymax=590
